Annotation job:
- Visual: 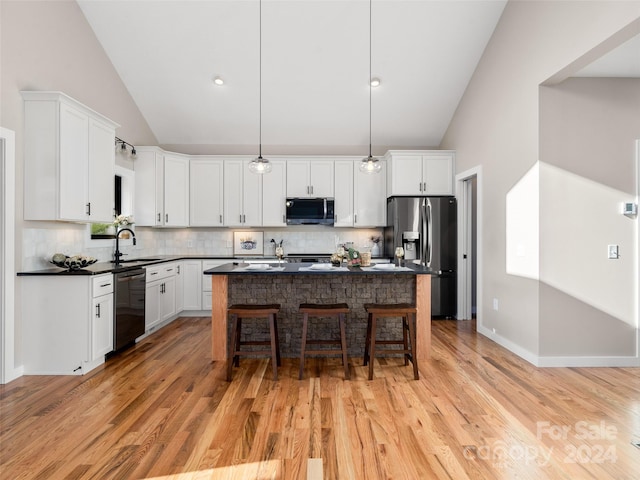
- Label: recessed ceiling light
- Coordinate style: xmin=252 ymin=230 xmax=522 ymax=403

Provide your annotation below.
xmin=370 ymin=77 xmax=381 ymax=87
xmin=213 ymin=76 xmax=224 ymax=86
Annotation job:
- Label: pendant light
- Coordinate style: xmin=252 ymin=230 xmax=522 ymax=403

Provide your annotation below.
xmin=359 ymin=0 xmax=381 ymax=174
xmin=249 ymin=0 xmax=272 ymax=174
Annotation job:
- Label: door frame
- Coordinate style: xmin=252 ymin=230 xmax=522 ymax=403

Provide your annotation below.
xmin=456 ymin=166 xmax=482 ymax=322
xmin=1 ymin=127 xmax=19 ymax=383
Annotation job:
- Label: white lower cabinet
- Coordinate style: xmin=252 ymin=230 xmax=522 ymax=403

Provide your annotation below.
xmin=175 ymin=262 xmax=184 ymax=313
xmin=21 ymin=273 xmax=114 ymax=375
xmin=182 ymin=260 xmax=204 ymax=310
xmin=145 ymin=263 xmax=178 ymax=331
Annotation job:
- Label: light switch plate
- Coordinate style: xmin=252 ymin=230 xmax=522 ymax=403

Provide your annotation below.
xmin=608 ymin=244 xmax=619 ymax=259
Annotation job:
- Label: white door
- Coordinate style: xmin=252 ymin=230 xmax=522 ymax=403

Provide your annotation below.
xmin=91 ymin=294 xmax=114 ymax=360
xmin=182 ymin=261 xmax=203 ymax=310
xmin=174 ymin=262 xmax=184 ymax=313
xmin=190 ymin=159 xmax=224 ymax=226
xmin=309 ymin=161 xmax=334 ymax=197
xmin=389 ymin=155 xmax=422 ymax=196
xmin=164 ymin=155 xmax=189 ymax=226
xmin=243 ymin=161 xmax=262 ymax=226
xmin=262 ymin=160 xmax=287 ymax=226
xmin=160 ymin=276 xmax=177 ymax=322
xmin=334 ymin=160 xmax=353 ymax=226
xmin=145 ymin=282 xmax=161 ymax=330
xmin=224 ymin=160 xmax=244 ymax=226
xmin=423 ymin=154 xmax=454 ymax=195
xmin=59 ymin=103 xmax=89 ymax=221
xmin=88 ymin=119 xmax=115 ymax=222
xmin=354 ymin=159 xmax=386 ymax=227
xmin=286 ymin=161 xmax=310 ymax=197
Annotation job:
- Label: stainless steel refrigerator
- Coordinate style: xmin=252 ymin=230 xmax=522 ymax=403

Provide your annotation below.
xmin=384 ymin=196 xmax=457 ymax=318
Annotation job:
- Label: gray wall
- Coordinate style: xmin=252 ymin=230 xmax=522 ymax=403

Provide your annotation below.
xmin=441 ymin=1 xmax=640 ymax=363
xmin=539 ymin=78 xmax=640 ymax=357
xmin=1 ymin=0 xmax=157 ymax=369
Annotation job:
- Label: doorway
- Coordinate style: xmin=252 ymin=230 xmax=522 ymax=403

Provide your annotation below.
xmin=456 ymin=166 xmax=481 ymax=322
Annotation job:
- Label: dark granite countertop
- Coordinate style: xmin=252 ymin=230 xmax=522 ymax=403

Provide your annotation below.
xmin=18 ymin=255 xmax=404 ymax=276
xmin=17 ymin=255 xmax=235 ymax=276
xmin=204 ymin=262 xmax=432 ymax=275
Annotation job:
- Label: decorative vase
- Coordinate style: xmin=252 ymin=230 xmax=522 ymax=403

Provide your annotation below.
xmin=371 ymin=243 xmax=380 ymax=257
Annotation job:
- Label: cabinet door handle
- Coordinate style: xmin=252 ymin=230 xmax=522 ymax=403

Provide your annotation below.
xmin=99 ymin=283 xmax=110 ymax=288
xmin=220 ymin=214 xmax=223 ymax=224
xmin=306 ymin=186 xmax=310 ymax=194
xmin=96 ymin=304 xmax=101 ymax=318
xmin=283 ymin=214 xmax=286 ymax=223
xmin=243 ymin=214 xmax=246 ymax=223
xmin=177 ymin=265 xmax=180 ymax=274
xmin=354 ymin=213 xmax=357 ymax=224
xmin=157 ymin=213 xmax=161 ymax=222
xmin=311 ymin=185 xmax=314 ymax=195
xmin=165 ymin=213 xmax=169 ymax=223
xmin=86 ymin=203 xmax=91 ymax=216
xmin=150 ymin=271 xmax=158 ymax=276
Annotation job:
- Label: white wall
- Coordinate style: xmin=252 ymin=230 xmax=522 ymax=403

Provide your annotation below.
xmin=0 ymin=0 xmax=158 ymax=371
xmin=442 ymin=1 xmax=640 ymax=364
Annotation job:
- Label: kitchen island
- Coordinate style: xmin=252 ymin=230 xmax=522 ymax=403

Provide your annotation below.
xmin=204 ymin=262 xmax=432 ymax=362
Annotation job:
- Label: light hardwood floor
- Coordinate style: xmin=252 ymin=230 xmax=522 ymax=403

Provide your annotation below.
xmin=1 ymin=317 xmax=639 ymax=479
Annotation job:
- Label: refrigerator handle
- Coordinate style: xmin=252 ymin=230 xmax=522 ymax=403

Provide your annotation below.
xmin=426 ymin=198 xmax=433 ymax=267
xmin=420 ymin=199 xmax=427 ymax=266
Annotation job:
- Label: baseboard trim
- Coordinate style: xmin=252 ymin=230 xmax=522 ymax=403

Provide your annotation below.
xmin=477 ymin=325 xmax=640 ymax=367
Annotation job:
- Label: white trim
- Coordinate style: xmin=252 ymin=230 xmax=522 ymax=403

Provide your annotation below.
xmin=476 ymin=324 xmax=539 ymax=365
xmin=1 ymin=128 xmax=22 ymax=383
xmin=536 ymin=355 xmax=640 ymax=368
xmin=455 ymin=166 xmax=482 ymax=323
xmin=478 ymin=324 xmax=640 ymax=367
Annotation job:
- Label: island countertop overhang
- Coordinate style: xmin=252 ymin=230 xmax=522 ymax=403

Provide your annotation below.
xmin=204 ymin=262 xmax=434 ymax=275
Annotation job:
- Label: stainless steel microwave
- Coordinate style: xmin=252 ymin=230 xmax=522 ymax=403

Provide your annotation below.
xmin=285 ymin=198 xmax=334 ymax=225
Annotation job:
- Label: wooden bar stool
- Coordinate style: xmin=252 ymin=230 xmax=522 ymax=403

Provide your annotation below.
xmin=363 ymin=303 xmax=419 ymax=380
xmin=298 ymin=303 xmax=350 ymax=380
xmin=227 ymin=304 xmax=281 ymax=381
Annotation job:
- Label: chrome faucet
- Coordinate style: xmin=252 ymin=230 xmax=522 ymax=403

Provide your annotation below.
xmin=113 ymin=228 xmax=137 ymax=264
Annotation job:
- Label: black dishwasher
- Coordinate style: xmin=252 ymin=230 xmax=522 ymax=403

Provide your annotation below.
xmin=112 ymin=268 xmax=146 ymax=353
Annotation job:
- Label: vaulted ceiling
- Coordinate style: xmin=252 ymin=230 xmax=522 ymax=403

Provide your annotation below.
xmin=78 ymin=0 xmax=508 ymax=155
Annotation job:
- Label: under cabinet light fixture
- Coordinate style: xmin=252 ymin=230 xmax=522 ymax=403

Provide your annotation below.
xmin=248 ymin=0 xmax=272 ymax=175
xmin=370 ymin=77 xmax=381 ymax=87
xmin=359 ymin=0 xmax=382 ymax=174
xmin=213 ymin=76 xmax=224 ymax=86
xmin=115 ymin=137 xmax=137 ymax=158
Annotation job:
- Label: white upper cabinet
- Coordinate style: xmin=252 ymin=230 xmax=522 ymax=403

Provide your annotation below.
xmin=224 ymin=158 xmax=262 ymax=227
xmin=286 ymin=159 xmax=334 ymax=197
xmin=354 ymin=158 xmax=387 ymax=227
xmin=135 ymin=148 xmax=189 ymax=227
xmin=163 ymin=154 xmax=190 ymax=227
xmin=262 ymin=159 xmax=287 ymax=226
xmin=334 ymin=159 xmax=354 ymax=227
xmin=22 ymin=91 xmax=118 ymax=223
xmin=386 ymin=150 xmax=454 ymax=196
xmin=190 ymin=158 xmax=224 ymax=226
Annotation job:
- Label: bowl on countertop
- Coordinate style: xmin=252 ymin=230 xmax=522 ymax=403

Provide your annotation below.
xmin=50 ymin=255 xmax=98 ymax=271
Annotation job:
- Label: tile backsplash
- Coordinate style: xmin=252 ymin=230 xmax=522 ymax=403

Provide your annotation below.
xmin=21 ymin=225 xmax=384 ymax=271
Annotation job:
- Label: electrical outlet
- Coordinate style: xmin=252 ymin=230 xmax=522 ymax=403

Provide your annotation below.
xmin=493 ymin=298 xmax=499 ymax=311
xmin=608 ymin=244 xmax=619 ymax=259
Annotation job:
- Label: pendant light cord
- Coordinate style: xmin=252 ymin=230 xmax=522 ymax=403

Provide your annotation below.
xmin=259 ymin=0 xmax=263 ymax=159
xmin=369 ymin=0 xmax=373 ymax=159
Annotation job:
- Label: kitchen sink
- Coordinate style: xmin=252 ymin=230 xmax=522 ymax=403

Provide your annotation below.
xmin=113 ymin=257 xmax=163 ymax=264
